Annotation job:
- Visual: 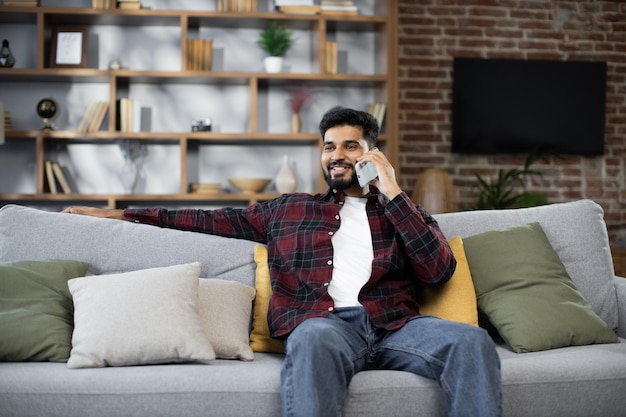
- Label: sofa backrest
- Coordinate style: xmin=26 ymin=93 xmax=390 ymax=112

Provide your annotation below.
xmin=433 ymin=199 xmax=618 ymax=330
xmin=0 ymin=204 xmax=258 ymax=287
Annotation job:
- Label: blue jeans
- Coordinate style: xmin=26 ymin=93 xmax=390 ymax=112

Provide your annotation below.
xmin=280 ymin=307 xmax=502 ymax=417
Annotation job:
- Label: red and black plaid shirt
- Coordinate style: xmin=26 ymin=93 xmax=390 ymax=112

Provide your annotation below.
xmin=124 ymin=188 xmax=455 ymax=338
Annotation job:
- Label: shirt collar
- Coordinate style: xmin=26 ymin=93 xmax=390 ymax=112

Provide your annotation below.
xmin=321 ymin=187 xmax=387 ymax=205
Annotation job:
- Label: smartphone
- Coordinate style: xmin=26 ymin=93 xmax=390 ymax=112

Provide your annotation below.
xmin=355 ymin=161 xmax=378 ymax=187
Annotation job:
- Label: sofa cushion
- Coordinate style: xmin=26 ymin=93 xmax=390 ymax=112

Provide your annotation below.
xmin=198 ymin=279 xmax=256 ymax=361
xmin=0 ymin=204 xmax=258 ymax=285
xmin=418 ymin=235 xmax=478 ymax=326
xmin=250 ymin=245 xmax=285 ymax=353
xmin=433 ymin=199 xmax=619 ymax=331
xmin=463 ymin=222 xmax=618 ymax=353
xmin=250 ymin=236 xmax=479 ymax=354
xmin=67 ymin=262 xmax=215 ymax=368
xmin=0 ymin=259 xmax=90 ymax=362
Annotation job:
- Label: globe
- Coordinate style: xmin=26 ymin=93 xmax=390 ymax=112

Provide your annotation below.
xmin=36 ymin=98 xmax=57 ymax=130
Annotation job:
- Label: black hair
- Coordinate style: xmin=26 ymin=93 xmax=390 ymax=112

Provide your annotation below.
xmin=319 ymin=108 xmax=378 ymax=148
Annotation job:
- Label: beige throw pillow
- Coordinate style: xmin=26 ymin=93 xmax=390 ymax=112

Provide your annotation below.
xmin=67 ymin=262 xmax=215 ymax=368
xmin=198 ymin=279 xmax=256 ymax=361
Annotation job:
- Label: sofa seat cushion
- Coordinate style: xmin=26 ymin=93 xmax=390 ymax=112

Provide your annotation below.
xmin=2 ymin=342 xmax=625 ymax=417
xmin=0 ymin=354 xmax=284 ymax=417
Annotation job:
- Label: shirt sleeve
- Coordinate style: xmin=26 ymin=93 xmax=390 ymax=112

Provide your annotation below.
xmin=123 ymin=204 xmax=270 ymax=244
xmin=383 ymin=192 xmax=456 ymax=286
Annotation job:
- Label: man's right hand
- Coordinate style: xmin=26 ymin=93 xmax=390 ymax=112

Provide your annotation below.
xmin=61 ymin=206 xmax=125 ymax=220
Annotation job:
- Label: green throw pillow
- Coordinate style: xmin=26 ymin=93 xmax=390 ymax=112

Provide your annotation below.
xmin=463 ymin=222 xmax=618 ymax=353
xmin=0 ymin=259 xmax=90 ymax=362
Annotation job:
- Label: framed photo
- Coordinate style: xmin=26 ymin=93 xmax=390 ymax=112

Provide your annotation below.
xmin=49 ymin=27 xmax=88 ymax=68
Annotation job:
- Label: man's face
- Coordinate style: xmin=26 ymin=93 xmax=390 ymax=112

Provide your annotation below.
xmin=321 ymin=125 xmax=370 ymax=191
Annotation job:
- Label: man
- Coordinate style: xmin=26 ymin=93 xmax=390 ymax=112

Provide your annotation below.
xmin=64 ymin=108 xmax=502 ymax=417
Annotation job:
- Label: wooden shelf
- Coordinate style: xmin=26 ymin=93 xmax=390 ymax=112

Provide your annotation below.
xmin=0 ymin=1 xmax=397 ymax=210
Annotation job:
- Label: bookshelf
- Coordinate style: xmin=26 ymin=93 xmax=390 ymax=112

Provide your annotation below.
xmin=0 ymin=0 xmax=397 ymax=210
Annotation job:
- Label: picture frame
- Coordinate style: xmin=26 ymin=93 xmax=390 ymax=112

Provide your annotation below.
xmin=49 ymin=27 xmax=88 ymax=68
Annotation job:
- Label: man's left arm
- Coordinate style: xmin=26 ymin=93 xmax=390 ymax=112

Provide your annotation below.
xmin=385 ymin=192 xmax=456 ymax=286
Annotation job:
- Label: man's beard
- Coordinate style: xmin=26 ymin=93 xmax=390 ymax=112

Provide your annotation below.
xmin=323 ymin=169 xmax=360 ymax=190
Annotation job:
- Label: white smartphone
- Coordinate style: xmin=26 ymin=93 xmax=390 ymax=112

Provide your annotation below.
xmin=355 ymin=161 xmax=378 ymax=187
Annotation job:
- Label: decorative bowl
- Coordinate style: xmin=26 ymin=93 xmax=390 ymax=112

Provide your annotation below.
xmin=189 ymin=183 xmax=222 ymax=194
xmin=228 ymin=177 xmax=271 ymax=194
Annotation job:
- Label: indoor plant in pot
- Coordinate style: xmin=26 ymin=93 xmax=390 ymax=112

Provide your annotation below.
xmin=257 ymin=21 xmax=293 ymax=73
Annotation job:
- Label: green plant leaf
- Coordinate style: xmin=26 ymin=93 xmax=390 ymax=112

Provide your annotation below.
xmin=257 ymin=21 xmax=293 ymax=57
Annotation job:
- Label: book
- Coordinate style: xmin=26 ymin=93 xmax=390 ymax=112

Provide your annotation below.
xmin=186 ymin=39 xmax=213 ymax=71
xmin=320 ymin=1 xmax=358 ymax=15
xmin=274 ymin=0 xmax=314 ymax=5
xmin=92 ymin=0 xmax=112 ymax=8
xmin=118 ymin=2 xmax=141 ymax=9
xmin=325 ymin=41 xmax=337 ymax=74
xmin=77 ymin=102 xmax=98 ymax=132
xmin=45 ymin=161 xmax=57 ymax=194
xmin=368 ymin=102 xmax=386 ymax=130
xmin=51 ymin=162 xmax=72 ymax=194
xmin=88 ymin=101 xmax=109 ymax=132
xmin=217 ymin=0 xmax=256 ymax=12
xmin=277 ymin=5 xmax=320 ymax=14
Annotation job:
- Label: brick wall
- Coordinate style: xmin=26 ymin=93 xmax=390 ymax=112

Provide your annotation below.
xmin=397 ymin=0 xmax=626 ymax=242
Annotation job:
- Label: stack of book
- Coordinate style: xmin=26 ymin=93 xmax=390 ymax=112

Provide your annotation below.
xmin=3 ymin=112 xmax=11 ymax=132
xmin=77 ymin=101 xmax=109 ymax=133
xmin=116 ymin=97 xmax=143 ymax=133
xmin=45 ymin=161 xmax=75 ymax=195
xmin=274 ymin=0 xmax=319 ymax=14
xmin=185 ymin=39 xmax=213 ymax=71
xmin=117 ymin=0 xmax=141 ymax=10
xmin=320 ymin=0 xmax=358 ymax=15
xmin=217 ymin=0 xmax=256 ymax=12
xmin=325 ymin=41 xmax=338 ymax=74
xmin=92 ymin=0 xmax=112 ymax=8
xmin=367 ymin=102 xmax=387 ymax=130
xmin=3 ymin=0 xmax=40 ymax=6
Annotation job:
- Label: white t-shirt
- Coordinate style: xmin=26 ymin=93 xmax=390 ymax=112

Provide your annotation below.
xmin=328 ymin=196 xmax=374 ymax=307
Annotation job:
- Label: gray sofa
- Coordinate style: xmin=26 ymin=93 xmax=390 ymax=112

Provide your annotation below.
xmin=1 ymin=199 xmax=625 ymax=417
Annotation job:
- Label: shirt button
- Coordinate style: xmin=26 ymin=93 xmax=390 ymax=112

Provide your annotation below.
xmin=328 ymin=231 xmax=334 ymax=236
xmin=323 ymin=282 xmax=329 ymax=287
xmin=335 ymin=214 xmax=340 ymax=220
xmin=332 ymin=189 xmax=338 ymax=193
xmin=328 ymin=306 xmax=334 ymax=312
xmin=327 ymin=260 xmax=333 ymax=265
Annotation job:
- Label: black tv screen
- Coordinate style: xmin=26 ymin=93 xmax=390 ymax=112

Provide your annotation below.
xmin=451 ymin=58 xmax=607 ymax=155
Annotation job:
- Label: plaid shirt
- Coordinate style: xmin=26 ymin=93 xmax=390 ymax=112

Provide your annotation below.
xmin=124 ymin=188 xmax=456 ymax=338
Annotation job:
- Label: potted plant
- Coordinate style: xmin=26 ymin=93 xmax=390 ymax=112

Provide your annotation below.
xmin=474 ymin=150 xmax=547 ymax=209
xmin=257 ymin=21 xmax=293 ymax=73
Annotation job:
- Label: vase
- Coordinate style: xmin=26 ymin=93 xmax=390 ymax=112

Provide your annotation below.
xmin=410 ymin=168 xmax=458 ymax=214
xmin=290 ymin=113 xmax=301 ymax=134
xmin=0 ymin=39 xmax=15 ymax=68
xmin=120 ymin=159 xmax=138 ymax=194
xmin=264 ymin=56 xmax=283 ymax=73
xmin=275 ymin=154 xmax=297 ymax=194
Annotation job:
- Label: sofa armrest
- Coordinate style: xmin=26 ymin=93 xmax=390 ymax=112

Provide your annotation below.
xmin=614 ymin=277 xmax=626 ymax=338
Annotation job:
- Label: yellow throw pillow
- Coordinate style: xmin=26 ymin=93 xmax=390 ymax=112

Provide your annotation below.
xmin=250 ymin=237 xmax=478 ymax=353
xmin=249 ymin=245 xmax=285 ymax=353
xmin=418 ymin=236 xmax=479 ymax=326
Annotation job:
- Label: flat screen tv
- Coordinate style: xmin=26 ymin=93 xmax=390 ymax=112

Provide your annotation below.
xmin=451 ymin=57 xmax=607 ymax=155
